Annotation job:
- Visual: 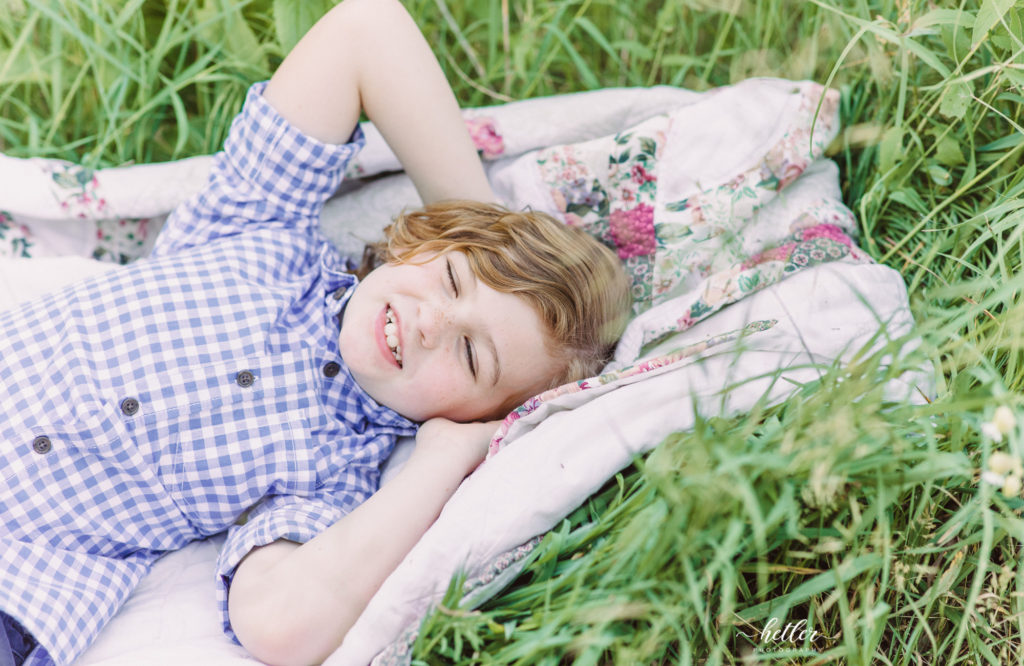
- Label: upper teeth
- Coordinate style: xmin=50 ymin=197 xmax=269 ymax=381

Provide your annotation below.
xmin=385 ymin=306 xmax=402 ymax=365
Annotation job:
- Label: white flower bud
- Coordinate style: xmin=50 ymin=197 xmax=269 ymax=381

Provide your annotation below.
xmin=989 ymin=451 xmax=1017 ymax=475
xmin=993 ymin=406 xmax=1017 ymax=436
xmin=981 ymin=421 xmax=1003 ymax=443
xmin=981 ymin=470 xmax=1005 ymax=486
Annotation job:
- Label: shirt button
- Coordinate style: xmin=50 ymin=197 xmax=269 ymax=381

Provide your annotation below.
xmin=323 ymin=362 xmax=341 ymax=378
xmin=236 ymin=370 xmax=255 ymax=388
xmin=120 ymin=397 xmax=140 ymax=416
xmin=32 ymin=436 xmax=52 ymax=455
xmin=332 ymin=288 xmax=346 ymax=301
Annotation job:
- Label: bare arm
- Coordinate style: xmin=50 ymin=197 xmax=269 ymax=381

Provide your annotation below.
xmin=261 ymin=0 xmax=494 ymax=203
xmin=228 ymin=418 xmax=496 ymax=665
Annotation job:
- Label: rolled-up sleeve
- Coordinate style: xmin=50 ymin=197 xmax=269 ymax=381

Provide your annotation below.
xmin=151 ymin=81 xmax=365 ymax=258
xmin=214 ymin=488 xmax=363 ymax=644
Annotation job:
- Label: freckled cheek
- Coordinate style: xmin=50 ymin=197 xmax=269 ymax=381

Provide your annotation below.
xmin=410 ymin=364 xmax=466 ymax=414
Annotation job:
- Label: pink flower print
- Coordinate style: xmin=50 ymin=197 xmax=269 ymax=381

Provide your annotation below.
xmin=655 ymin=277 xmax=675 ymax=296
xmin=778 ymin=162 xmax=805 ymax=189
xmin=609 ymin=204 xmax=656 ymax=259
xmin=691 ymin=204 xmax=706 ymax=225
xmin=465 ymin=116 xmax=505 ymax=159
xmin=725 ymin=173 xmax=747 ymax=191
xmin=538 ymin=386 xmax=561 ymax=402
xmin=764 ymin=142 xmax=807 ymax=190
xmin=742 ymin=242 xmax=796 ymax=269
xmin=631 ymin=164 xmax=656 ymax=185
xmin=635 ymin=359 xmax=658 ymax=373
xmin=564 ymin=212 xmax=585 ymax=227
xmin=675 ymin=313 xmax=696 ymax=330
xmin=800 ymin=223 xmax=852 ymax=248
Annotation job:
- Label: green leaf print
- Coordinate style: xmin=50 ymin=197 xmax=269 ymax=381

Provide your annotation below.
xmin=567 ymin=202 xmax=596 ymax=217
xmin=689 ymin=299 xmax=713 ymax=319
xmin=738 ymin=272 xmax=761 ymax=292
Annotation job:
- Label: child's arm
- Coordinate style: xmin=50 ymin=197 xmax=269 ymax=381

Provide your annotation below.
xmin=228 ymin=418 xmax=496 ymax=665
xmin=229 ymin=4 xmax=499 ymax=660
xmin=262 ymin=0 xmax=494 ymax=204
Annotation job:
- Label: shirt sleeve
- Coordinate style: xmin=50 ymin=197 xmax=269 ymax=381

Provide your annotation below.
xmin=151 ymin=80 xmax=365 ymax=258
xmin=214 ymin=462 xmax=381 ymax=644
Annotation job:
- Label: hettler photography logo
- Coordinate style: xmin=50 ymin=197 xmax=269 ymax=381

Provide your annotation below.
xmin=738 ymin=617 xmax=828 ymax=653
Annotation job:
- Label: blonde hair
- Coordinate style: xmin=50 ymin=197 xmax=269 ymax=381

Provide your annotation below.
xmin=365 ymin=200 xmax=631 ymax=404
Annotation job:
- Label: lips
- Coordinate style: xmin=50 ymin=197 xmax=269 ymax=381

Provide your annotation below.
xmin=376 ymin=303 xmax=403 ymax=368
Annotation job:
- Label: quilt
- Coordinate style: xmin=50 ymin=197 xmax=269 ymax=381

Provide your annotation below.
xmin=0 ymin=78 xmax=933 ymax=665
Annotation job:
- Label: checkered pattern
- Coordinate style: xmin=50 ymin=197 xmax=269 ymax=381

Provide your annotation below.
xmin=0 ymin=82 xmax=417 ymax=666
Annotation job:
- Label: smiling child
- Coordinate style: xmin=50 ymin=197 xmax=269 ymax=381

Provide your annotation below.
xmin=0 ymin=0 xmax=630 ymax=665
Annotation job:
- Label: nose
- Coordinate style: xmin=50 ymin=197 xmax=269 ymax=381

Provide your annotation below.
xmin=417 ymin=299 xmax=454 ymax=349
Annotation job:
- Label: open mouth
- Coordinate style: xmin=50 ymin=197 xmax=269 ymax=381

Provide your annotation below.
xmin=384 ymin=305 xmax=403 ymax=367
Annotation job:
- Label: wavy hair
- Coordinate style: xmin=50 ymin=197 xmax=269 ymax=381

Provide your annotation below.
xmin=363 ymin=200 xmax=631 ymax=406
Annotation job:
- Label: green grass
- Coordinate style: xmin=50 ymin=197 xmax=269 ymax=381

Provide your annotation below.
xmin=3 ymin=0 xmax=1023 ymax=664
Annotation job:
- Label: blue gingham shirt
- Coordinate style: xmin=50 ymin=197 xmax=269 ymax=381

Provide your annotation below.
xmin=0 ymin=82 xmax=417 ymax=666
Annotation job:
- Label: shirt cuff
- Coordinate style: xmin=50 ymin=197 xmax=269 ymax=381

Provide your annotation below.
xmin=220 ymin=81 xmax=366 ymax=220
xmin=214 ymin=492 xmax=359 ymax=644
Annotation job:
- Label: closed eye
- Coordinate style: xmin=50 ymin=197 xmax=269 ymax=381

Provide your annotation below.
xmin=464 ymin=336 xmax=476 ymax=378
xmin=447 ymin=259 xmax=475 ymax=377
xmin=446 ymin=259 xmax=459 ymax=297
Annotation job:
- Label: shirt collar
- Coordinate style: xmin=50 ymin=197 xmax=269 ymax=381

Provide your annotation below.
xmin=320 ymin=249 xmax=418 ymax=434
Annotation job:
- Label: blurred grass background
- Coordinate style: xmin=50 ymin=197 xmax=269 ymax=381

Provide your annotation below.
xmin=2 ymin=0 xmax=1023 ymax=663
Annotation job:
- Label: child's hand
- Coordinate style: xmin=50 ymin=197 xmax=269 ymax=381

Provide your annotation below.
xmin=232 ymin=414 xmax=504 ymax=665
xmin=415 ymin=417 xmax=502 ymax=476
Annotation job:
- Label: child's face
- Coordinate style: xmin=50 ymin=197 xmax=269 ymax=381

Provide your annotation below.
xmin=339 ymin=250 xmax=558 ymax=422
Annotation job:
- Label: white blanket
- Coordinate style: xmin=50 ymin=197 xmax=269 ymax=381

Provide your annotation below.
xmin=0 ymin=79 xmax=933 ymax=665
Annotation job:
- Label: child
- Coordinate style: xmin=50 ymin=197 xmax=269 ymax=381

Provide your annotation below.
xmin=0 ymin=0 xmax=630 ymax=665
